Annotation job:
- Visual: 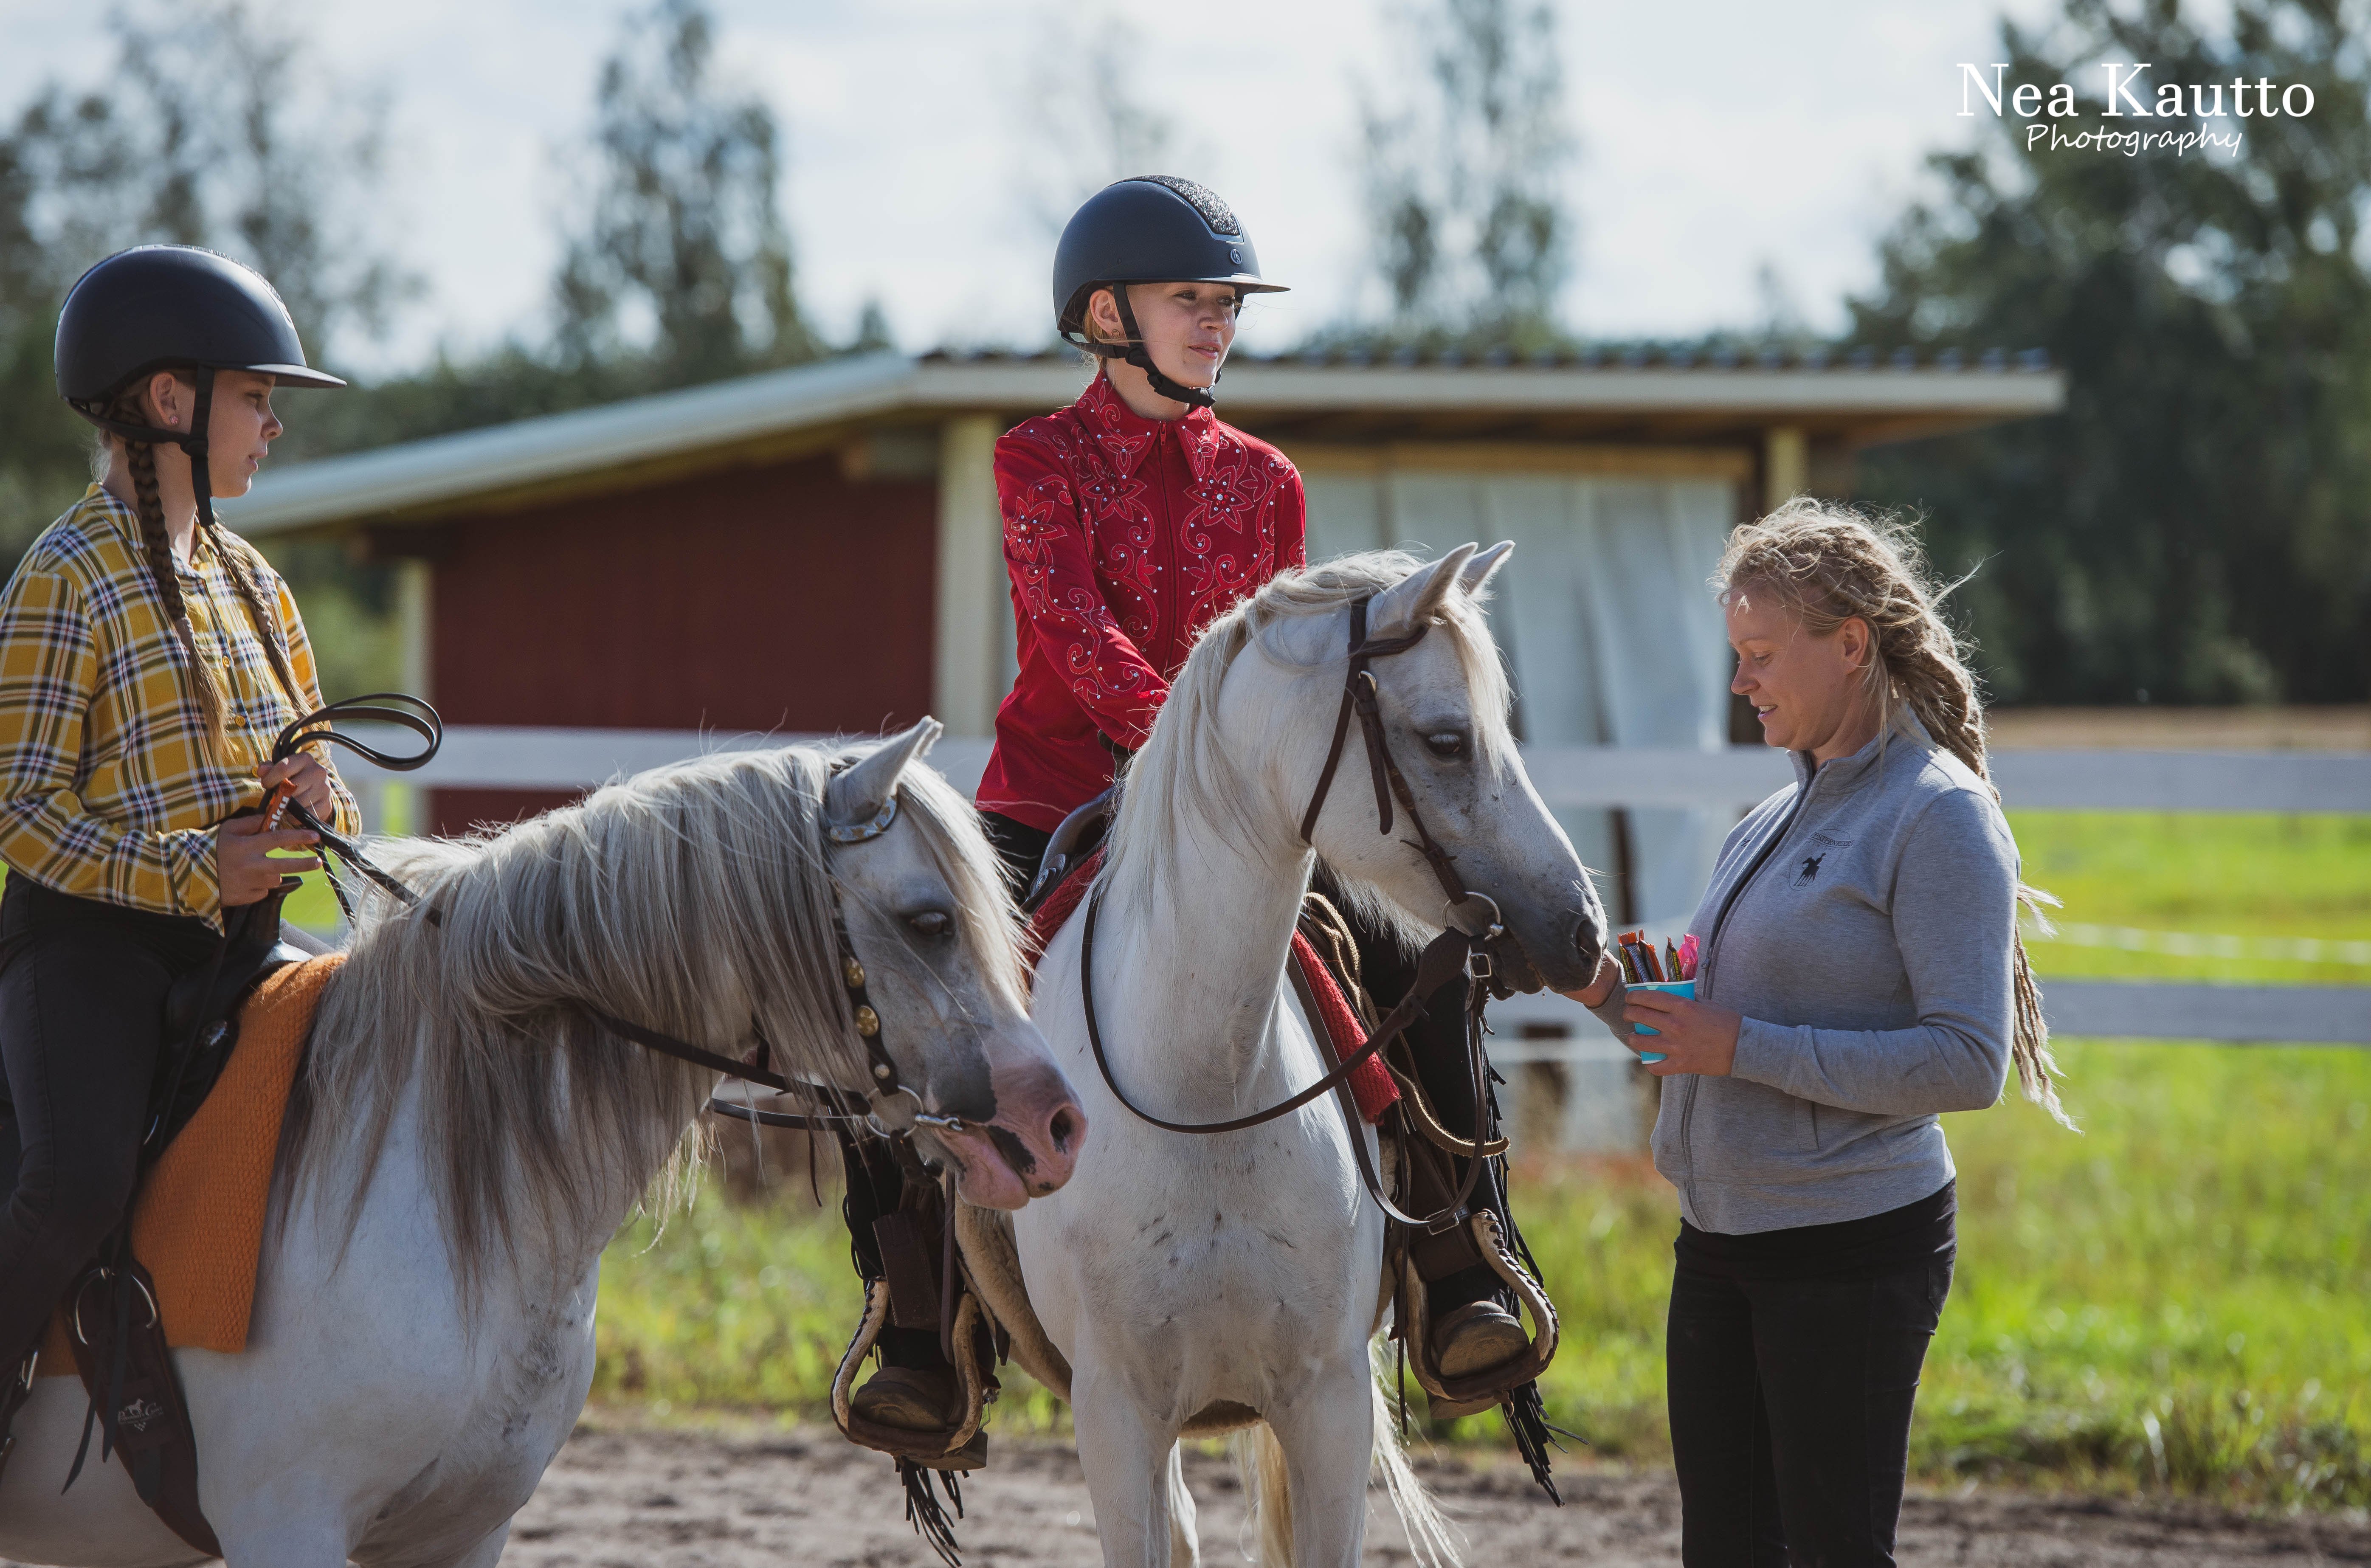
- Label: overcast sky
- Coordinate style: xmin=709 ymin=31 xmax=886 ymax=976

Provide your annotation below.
xmin=1 ymin=0 xmax=2066 ymax=376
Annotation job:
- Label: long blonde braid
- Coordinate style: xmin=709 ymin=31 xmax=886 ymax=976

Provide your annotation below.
xmin=1716 ymin=498 xmax=2075 ymax=1130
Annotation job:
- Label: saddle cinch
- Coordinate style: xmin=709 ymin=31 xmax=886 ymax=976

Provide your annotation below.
xmin=818 ymin=802 xmax=1561 ymax=1493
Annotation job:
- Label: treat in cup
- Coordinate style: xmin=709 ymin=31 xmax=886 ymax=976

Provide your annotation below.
xmin=1628 ymin=978 xmax=1695 ymax=1064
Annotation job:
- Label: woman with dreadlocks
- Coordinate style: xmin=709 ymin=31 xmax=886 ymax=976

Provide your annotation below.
xmin=0 ymin=246 xmax=358 ymax=1446
xmin=845 ymin=177 xmax=1539 ymax=1443
xmin=1566 ymin=498 xmax=2072 ymax=1567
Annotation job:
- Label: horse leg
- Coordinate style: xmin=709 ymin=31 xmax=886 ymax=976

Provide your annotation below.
xmin=422 ymin=1520 xmax=510 ymax=1568
xmin=1163 ymin=1441 xmax=1200 ymax=1568
xmin=1262 ymin=1360 xmax=1376 ymax=1568
xmin=1071 ymin=1371 xmax=1178 ymax=1568
xmin=211 ymin=1515 xmax=352 ymax=1568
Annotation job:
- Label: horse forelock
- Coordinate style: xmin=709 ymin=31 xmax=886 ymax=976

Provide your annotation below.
xmin=1102 ymin=549 xmax=1514 ymax=937
xmin=283 ymin=739 xmax=1019 ymax=1300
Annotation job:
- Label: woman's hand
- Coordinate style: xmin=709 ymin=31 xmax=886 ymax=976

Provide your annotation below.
xmin=1624 ymin=989 xmax=1744 ymax=1078
xmin=1561 ymin=951 xmax=1624 ymax=1008
xmin=258 ymin=753 xmax=335 ymax=821
xmin=217 ymin=811 xmax=319 ymax=907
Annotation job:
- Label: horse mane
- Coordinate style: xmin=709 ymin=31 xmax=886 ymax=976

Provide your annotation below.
xmin=281 ymin=740 xmax=1024 ymax=1298
xmin=1102 ymin=549 xmax=1515 ymax=937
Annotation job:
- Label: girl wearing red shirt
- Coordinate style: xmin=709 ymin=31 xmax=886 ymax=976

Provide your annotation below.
xmin=973 ymin=175 xmax=1301 ymax=882
xmin=849 ymin=177 xmax=1536 ymax=1446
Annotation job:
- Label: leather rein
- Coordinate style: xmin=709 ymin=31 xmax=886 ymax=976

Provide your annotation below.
xmin=1078 ymin=594 xmax=1507 ymax=1229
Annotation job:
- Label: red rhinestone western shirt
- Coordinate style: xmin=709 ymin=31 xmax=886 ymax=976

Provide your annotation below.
xmin=976 ymin=374 xmax=1307 ymax=833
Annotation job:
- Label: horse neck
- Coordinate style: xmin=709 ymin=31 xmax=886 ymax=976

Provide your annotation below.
xmin=1101 ymin=793 xmax=1313 ymax=1110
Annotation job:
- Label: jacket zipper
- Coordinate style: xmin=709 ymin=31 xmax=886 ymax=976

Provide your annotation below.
xmin=1675 ymin=763 xmax=1817 ymax=1218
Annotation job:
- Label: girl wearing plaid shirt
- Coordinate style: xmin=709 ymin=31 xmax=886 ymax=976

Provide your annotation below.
xmin=0 ymin=248 xmax=356 ymax=1408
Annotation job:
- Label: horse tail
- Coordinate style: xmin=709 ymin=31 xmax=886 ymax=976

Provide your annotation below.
xmin=1369 ymin=1343 xmax=1462 ymax=1568
xmin=1232 ymin=1422 xmax=1296 ymax=1565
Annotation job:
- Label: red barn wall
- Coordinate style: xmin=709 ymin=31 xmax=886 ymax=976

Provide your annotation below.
xmin=425 ymin=453 xmax=937 ymax=833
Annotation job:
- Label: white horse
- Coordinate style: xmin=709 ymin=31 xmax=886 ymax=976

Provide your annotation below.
xmin=0 ymin=721 xmax=1084 ymax=1568
xmin=1014 ymin=546 xmax=1606 ymax=1568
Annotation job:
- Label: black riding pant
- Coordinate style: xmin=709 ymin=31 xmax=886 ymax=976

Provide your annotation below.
xmin=980 ymin=812 xmax=1053 ymax=897
xmin=0 ymin=877 xmax=222 ymax=1369
xmin=1666 ymin=1183 xmax=1956 ymax=1568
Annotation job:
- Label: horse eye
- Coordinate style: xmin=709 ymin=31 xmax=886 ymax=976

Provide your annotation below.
xmin=906 ymin=909 xmax=954 ymax=940
xmin=1425 ymin=730 xmax=1469 ymax=759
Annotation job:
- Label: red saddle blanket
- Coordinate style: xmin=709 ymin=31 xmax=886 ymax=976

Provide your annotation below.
xmin=39 ymin=952 xmax=346 ymax=1374
xmin=1027 ymin=852 xmax=1398 ymax=1123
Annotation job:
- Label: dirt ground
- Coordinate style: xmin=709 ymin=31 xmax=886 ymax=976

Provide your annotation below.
xmin=494 ymin=1424 xmax=2371 ymax=1568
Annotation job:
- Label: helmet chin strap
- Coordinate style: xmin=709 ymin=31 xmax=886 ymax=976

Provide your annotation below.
xmin=77 ymin=366 xmax=218 ymax=530
xmin=1093 ymin=286 xmax=1219 ymax=410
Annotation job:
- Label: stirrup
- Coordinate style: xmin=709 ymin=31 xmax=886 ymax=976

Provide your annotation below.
xmin=1398 ymin=1210 xmax=1560 ymax=1419
xmin=831 ymin=1278 xmax=997 ymax=1471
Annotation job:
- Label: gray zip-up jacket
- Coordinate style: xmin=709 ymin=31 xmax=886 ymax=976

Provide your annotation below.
xmin=1624 ymin=717 xmax=2019 ymax=1234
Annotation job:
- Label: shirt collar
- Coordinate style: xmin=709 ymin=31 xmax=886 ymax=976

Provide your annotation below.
xmin=1075 ymin=370 xmax=1222 ymax=481
xmin=78 ymin=483 xmax=215 ymax=577
xmin=1789 ymin=709 xmax=1936 ymax=795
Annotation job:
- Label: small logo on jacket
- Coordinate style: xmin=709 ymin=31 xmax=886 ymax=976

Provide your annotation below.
xmin=1791 ymin=831 xmax=1852 ymax=888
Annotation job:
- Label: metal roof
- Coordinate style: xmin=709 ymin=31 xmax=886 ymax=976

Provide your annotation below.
xmin=226 ymin=347 xmax=2066 ymax=537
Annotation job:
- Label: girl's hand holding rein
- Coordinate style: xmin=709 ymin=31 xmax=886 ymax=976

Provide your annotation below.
xmin=217 ymin=811 xmax=319 ymax=907
xmin=259 ymin=753 xmax=335 ymax=820
xmin=1623 ymin=987 xmax=1743 ymax=1077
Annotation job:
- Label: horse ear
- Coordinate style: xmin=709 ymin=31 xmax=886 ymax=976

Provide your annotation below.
xmin=1367 ymin=543 xmax=1479 ymax=642
xmin=831 ymin=718 xmax=943 ymax=823
xmin=1460 ymin=540 xmax=1514 ymax=596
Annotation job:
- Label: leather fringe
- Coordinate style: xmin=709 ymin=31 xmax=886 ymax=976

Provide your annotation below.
xmin=1488 ymin=1155 xmax=1577 ymax=1504
xmin=897 ymin=1457 xmax=967 ymax=1567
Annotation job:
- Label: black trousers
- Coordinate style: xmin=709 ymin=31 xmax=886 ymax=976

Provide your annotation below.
xmin=980 ymin=811 xmax=1052 ymax=897
xmin=0 ymin=877 xmax=223 ymax=1368
xmin=1666 ymin=1211 xmax=1953 ymax=1568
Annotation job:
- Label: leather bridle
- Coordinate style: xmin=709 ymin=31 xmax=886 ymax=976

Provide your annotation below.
xmin=1079 ymin=594 xmax=1509 ymax=1228
xmin=695 ymin=788 xmax=971 ymax=1143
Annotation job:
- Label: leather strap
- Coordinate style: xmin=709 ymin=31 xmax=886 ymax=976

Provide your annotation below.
xmin=1283 ymin=959 xmax=1489 ymax=1230
xmin=1079 ymin=889 xmax=1470 ymax=1137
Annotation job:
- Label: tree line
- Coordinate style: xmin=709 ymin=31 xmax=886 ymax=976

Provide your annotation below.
xmin=0 ymin=0 xmax=2365 ymax=706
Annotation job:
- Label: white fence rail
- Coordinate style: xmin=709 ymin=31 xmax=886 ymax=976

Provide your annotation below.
xmin=342 ymin=727 xmax=2371 ymax=1050
xmin=368 ymin=729 xmax=2370 ymax=814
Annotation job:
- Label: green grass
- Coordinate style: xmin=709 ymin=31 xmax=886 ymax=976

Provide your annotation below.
xmin=2012 ymin=811 xmax=2371 ymax=985
xmin=587 ymin=811 xmax=2371 ymax=1504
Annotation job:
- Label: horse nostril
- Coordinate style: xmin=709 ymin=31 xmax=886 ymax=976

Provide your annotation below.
xmin=1574 ymin=922 xmax=1604 ymax=971
xmin=1048 ymin=1107 xmax=1080 ymax=1154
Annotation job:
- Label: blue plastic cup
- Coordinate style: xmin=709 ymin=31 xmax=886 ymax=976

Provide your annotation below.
xmin=1628 ymin=978 xmax=1695 ymax=1064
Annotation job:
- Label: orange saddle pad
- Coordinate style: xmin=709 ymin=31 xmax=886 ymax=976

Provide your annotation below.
xmin=39 ymin=951 xmax=346 ymax=1374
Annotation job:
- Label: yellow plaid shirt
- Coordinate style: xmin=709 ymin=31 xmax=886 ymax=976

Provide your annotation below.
xmin=0 ymin=484 xmax=360 ymax=927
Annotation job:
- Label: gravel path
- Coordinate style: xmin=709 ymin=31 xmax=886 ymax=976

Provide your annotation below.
xmin=493 ymin=1425 xmax=2371 ymax=1567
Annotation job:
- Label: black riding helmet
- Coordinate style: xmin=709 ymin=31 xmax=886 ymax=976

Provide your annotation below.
xmin=1053 ymin=176 xmax=1287 ymax=409
xmin=56 ymin=245 xmax=344 ymax=529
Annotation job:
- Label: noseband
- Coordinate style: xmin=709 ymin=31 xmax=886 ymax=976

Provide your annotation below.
xmin=1079 ymin=593 xmax=1508 ymax=1228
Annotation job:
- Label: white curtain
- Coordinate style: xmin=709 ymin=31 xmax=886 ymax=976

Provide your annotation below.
xmin=1303 ymin=467 xmax=1736 ymax=927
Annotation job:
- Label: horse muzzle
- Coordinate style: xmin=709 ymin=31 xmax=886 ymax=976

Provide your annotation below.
xmin=922 ymin=1060 xmax=1086 ymax=1210
xmin=1488 ymin=903 xmax=1605 ymax=997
